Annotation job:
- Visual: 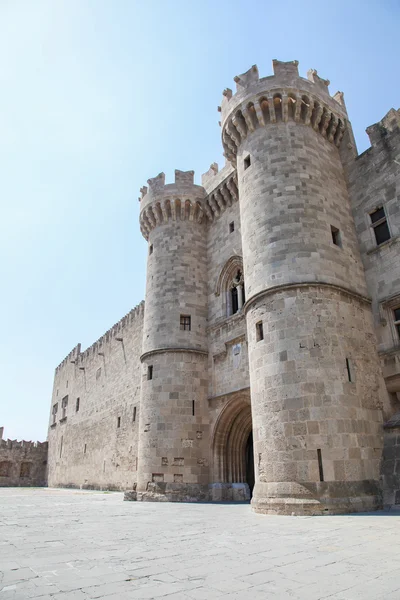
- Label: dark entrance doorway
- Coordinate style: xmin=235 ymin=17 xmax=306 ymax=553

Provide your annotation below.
xmin=245 ymin=431 xmax=254 ymax=496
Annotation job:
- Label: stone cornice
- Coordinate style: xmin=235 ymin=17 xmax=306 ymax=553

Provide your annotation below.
xmin=140 ymin=347 xmax=208 ymax=362
xmin=243 ymin=282 xmax=372 ymax=315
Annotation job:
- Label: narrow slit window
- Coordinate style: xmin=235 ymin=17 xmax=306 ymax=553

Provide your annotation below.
xmin=59 ymin=436 xmax=63 ymax=458
xmin=117 ymin=417 xmax=121 ymax=428
xmin=256 ymin=321 xmax=264 ymax=342
xmin=370 ymin=207 xmax=391 ymax=246
xmin=394 ymin=307 xmax=400 ymax=340
xmin=76 ymin=397 xmax=80 ymax=412
xmin=149 ymin=244 xmax=153 ymax=255
xmin=147 ymin=365 xmax=153 ymax=380
xmin=317 ymin=449 xmax=324 ymax=482
xmin=244 ymin=155 xmax=251 ymax=170
xmin=346 ymin=358 xmax=353 ymax=382
xmin=180 ymin=315 xmax=191 ymax=331
xmin=330 ymin=225 xmax=342 ymax=247
xmin=84 ymin=444 xmax=87 ymax=454
xmin=192 ymin=400 xmax=195 ymax=416
xmin=229 ymin=221 xmax=235 ymax=233
xmin=133 ymin=406 xmax=137 ymax=422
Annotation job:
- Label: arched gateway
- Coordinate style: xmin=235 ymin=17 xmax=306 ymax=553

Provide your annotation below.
xmin=210 ymin=393 xmax=254 ymax=501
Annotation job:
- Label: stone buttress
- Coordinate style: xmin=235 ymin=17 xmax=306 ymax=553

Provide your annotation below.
xmin=220 ymin=60 xmax=387 ymax=514
xmin=137 ymin=170 xmax=210 ymax=501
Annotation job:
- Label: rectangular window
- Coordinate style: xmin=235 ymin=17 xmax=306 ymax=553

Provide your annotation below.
xmin=149 ymin=244 xmax=153 ymax=255
xmin=244 ymin=155 xmax=251 ymax=170
xmin=256 ymin=321 xmax=264 ymax=342
xmin=52 ymin=403 xmax=58 ymax=424
xmin=84 ymin=443 xmax=87 ymax=454
xmin=147 ymin=365 xmax=153 ymax=380
xmin=370 ymin=207 xmax=391 ymax=246
xmin=192 ymin=400 xmax=195 ymax=416
xmin=133 ymin=406 xmax=137 ymax=422
xmin=61 ymin=396 xmax=68 ymax=419
xmin=76 ymin=398 xmax=80 ymax=412
xmin=394 ymin=307 xmax=400 ymax=341
xmin=117 ymin=417 xmax=121 ymax=428
xmin=180 ymin=315 xmax=191 ymax=331
xmin=229 ymin=221 xmax=235 ymax=233
xmin=330 ymin=225 xmax=342 ymax=247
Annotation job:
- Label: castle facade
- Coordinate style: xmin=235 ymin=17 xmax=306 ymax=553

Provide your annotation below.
xmin=47 ymin=60 xmax=400 ymax=515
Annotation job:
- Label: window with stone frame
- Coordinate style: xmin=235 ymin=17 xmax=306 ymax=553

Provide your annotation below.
xmin=370 ymin=206 xmax=391 ymax=246
xmin=180 ymin=315 xmax=191 ymax=331
xmin=52 ymin=403 xmax=58 ymax=424
xmin=394 ymin=307 xmax=400 ymax=342
xmin=380 ymin=295 xmax=400 ymax=348
xmin=229 ymin=269 xmax=245 ymax=316
xmin=0 ymin=461 xmax=11 ymax=477
xmin=61 ymin=396 xmax=68 ymax=419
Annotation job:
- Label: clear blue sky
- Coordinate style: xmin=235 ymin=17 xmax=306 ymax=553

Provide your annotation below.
xmin=1 ymin=0 xmax=399 ymax=441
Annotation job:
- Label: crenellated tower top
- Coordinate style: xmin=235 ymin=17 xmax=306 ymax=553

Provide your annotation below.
xmin=219 ymin=59 xmax=349 ymax=164
xmin=139 ymin=169 xmax=206 ymax=240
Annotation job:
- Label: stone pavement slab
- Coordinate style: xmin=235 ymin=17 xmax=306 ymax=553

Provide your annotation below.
xmin=0 ymin=488 xmax=399 ymax=599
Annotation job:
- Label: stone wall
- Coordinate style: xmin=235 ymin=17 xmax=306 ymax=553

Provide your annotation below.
xmin=0 ymin=427 xmax=47 ymax=487
xmin=382 ymin=413 xmax=400 ymax=507
xmin=47 ymin=303 xmax=144 ymax=490
xmin=346 ymin=108 xmax=400 ymax=419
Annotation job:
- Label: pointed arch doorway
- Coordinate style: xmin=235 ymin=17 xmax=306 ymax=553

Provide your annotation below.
xmin=211 ymin=392 xmax=254 ymax=501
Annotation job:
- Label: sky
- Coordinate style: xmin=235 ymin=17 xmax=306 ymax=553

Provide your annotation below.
xmin=0 ymin=0 xmax=399 ymax=442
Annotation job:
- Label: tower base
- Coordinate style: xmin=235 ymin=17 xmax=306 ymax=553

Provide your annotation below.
xmin=251 ymin=481 xmax=382 ymax=515
xmin=124 ymin=482 xmax=250 ymax=503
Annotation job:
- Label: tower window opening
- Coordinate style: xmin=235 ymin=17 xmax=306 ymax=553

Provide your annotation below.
xmin=192 ymin=400 xmax=195 ymax=416
xmin=317 ymin=449 xmax=324 ymax=482
xmin=229 ymin=221 xmax=235 ymax=233
xmin=256 ymin=321 xmax=264 ymax=342
xmin=330 ymin=225 xmax=342 ymax=247
xmin=133 ymin=406 xmax=137 ymax=422
xmin=180 ymin=315 xmax=191 ymax=331
xmin=117 ymin=416 xmax=121 ymax=428
xmin=59 ymin=436 xmax=63 ymax=458
xmin=345 ymin=358 xmax=353 ymax=382
xmin=52 ymin=403 xmax=58 ymax=424
xmin=370 ymin=207 xmax=391 ymax=246
xmin=244 ymin=155 xmax=251 ymax=170
xmin=84 ymin=444 xmax=87 ymax=454
xmin=394 ymin=307 xmax=400 ymax=340
xmin=147 ymin=365 xmax=153 ymax=380
xmin=61 ymin=396 xmax=68 ymax=419
xmin=149 ymin=244 xmax=153 ymax=255
xmin=76 ymin=397 xmax=80 ymax=412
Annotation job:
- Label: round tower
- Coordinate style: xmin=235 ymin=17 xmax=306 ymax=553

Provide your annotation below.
xmin=137 ymin=169 xmax=210 ymax=501
xmin=220 ymin=60 xmax=386 ymax=514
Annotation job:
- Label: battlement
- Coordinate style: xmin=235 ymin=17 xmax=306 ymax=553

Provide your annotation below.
xmin=219 ymin=59 xmax=349 ymax=164
xmin=55 ymin=301 xmax=144 ymax=374
xmin=139 ymin=170 xmax=207 ymax=240
xmin=0 ymin=427 xmax=48 ymax=449
xmin=366 ymin=108 xmax=400 ymax=147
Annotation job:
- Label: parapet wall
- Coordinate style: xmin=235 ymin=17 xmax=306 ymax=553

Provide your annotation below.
xmin=0 ymin=427 xmax=48 ymax=487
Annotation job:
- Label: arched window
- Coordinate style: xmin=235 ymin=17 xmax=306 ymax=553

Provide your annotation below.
xmin=229 ymin=269 xmax=245 ymax=316
xmin=215 ymin=257 xmax=246 ymax=318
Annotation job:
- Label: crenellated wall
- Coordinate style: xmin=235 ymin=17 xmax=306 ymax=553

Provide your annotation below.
xmin=0 ymin=427 xmax=48 ymax=487
xmin=47 ymin=303 xmax=144 ymax=490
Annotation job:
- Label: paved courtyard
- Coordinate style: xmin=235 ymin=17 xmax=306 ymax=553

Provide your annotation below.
xmin=0 ymin=489 xmax=400 ymax=600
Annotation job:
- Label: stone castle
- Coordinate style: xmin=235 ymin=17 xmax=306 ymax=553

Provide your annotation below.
xmin=41 ymin=59 xmax=400 ymax=515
